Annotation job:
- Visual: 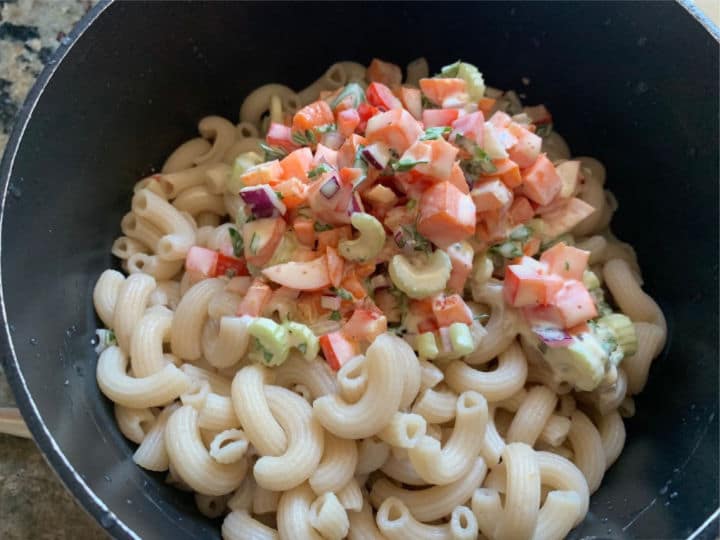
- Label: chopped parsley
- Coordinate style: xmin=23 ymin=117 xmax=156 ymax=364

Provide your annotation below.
xmin=316 ymin=123 xmax=337 ymax=134
xmin=308 ymin=162 xmax=333 ymax=180
xmin=329 ymin=310 xmax=342 ymax=321
xmin=331 ymin=83 xmax=366 ymax=109
xmin=331 ymin=287 xmax=354 ymax=301
xmin=397 ymin=225 xmax=432 ymax=253
xmin=249 ymin=232 xmax=260 ymax=254
xmin=406 ymin=199 xmax=417 ymax=211
xmin=392 ymin=159 xmax=429 ymax=172
xmin=228 ymin=227 xmax=244 ymax=257
xmin=259 ymin=142 xmax=288 ymax=161
xmin=291 ymin=129 xmax=317 ymax=146
xmin=420 ymin=126 xmax=452 ymax=141
xmin=456 ymin=134 xmax=497 ymax=176
xmin=490 ymin=241 xmax=523 ymax=259
xmin=536 ymin=123 xmax=554 ymax=137
xmin=473 ymin=313 xmax=490 ymax=322
xmin=421 ymin=94 xmax=438 ymax=109
xmin=314 ymin=221 xmax=333 ymax=232
xmin=275 ymin=190 xmax=284 ymax=200
xmin=509 ymin=224 xmax=533 ymax=242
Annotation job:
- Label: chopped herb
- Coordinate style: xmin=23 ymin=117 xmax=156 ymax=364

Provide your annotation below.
xmin=308 ymin=162 xmax=332 ymax=179
xmin=225 ymin=268 xmax=237 ymax=278
xmin=332 ymin=287 xmax=354 ymax=301
xmin=314 ymin=221 xmax=333 ymax=232
xmin=316 ymin=123 xmax=337 ymax=134
xmin=399 ymin=225 xmax=432 ymax=253
xmin=352 ymin=145 xmax=369 ymax=188
xmin=421 ymin=94 xmax=438 ymax=109
xmin=564 ymin=261 xmax=570 ymax=271
xmin=392 ymin=159 xmax=429 ymax=173
xmin=274 ymin=191 xmax=284 ymax=200
xmin=107 ymin=330 xmax=116 ymax=343
xmin=538 ymin=342 xmax=548 ymax=354
xmin=420 ymin=126 xmax=452 ymax=141
xmin=490 ymin=241 xmax=523 ymax=259
xmin=259 ymin=142 xmax=288 ymax=161
xmin=456 ymin=134 xmax=497 ymax=175
xmin=331 ymin=83 xmax=366 ymax=109
xmin=291 ymin=129 xmax=317 ymax=146
xmin=536 ymin=123 xmax=554 ymax=137
xmin=406 ymin=199 xmax=417 ymax=211
xmin=329 ymin=310 xmax=342 ymax=321
xmin=263 ymin=350 xmax=274 ymax=363
xmin=228 ymin=227 xmax=244 ymax=257
xmin=249 ymin=232 xmax=260 ymax=254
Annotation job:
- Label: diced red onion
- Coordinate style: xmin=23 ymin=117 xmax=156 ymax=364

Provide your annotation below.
xmin=321 ymin=295 xmax=342 ymax=311
xmin=532 ymin=326 xmax=573 ymax=348
xmin=320 ymin=176 xmax=340 ymax=199
xmin=347 ymin=192 xmax=364 ymax=216
xmin=362 ymin=142 xmax=392 ymax=170
xmin=239 ymin=184 xmax=286 ymax=218
xmin=394 ymin=229 xmax=406 ymax=249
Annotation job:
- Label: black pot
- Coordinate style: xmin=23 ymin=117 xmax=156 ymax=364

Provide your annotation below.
xmin=1 ymin=1 xmax=717 ymax=538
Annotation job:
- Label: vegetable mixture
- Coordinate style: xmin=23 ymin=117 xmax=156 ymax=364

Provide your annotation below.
xmin=186 ymin=58 xmax=636 ymax=392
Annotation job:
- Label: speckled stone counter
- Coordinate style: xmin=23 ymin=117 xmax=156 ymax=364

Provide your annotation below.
xmin=0 ymin=2 xmax=106 ymax=538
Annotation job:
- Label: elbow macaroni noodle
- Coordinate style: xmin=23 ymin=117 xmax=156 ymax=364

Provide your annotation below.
xmin=91 ymin=59 xmax=667 ymax=540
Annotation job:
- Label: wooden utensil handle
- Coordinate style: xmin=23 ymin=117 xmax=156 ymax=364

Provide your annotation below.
xmin=0 ymin=407 xmax=31 ymax=438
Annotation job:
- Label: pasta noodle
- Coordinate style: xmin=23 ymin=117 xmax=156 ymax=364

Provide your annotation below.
xmin=91 ymin=58 xmax=668 ymax=540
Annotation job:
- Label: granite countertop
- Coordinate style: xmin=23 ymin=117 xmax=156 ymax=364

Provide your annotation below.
xmin=0 ymin=2 xmax=106 ymax=538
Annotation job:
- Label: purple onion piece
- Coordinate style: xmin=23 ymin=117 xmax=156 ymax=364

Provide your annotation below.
xmin=362 ymin=143 xmax=391 ymax=170
xmin=347 ymin=192 xmax=364 ymax=216
xmin=322 ymin=131 xmax=345 ymax=151
xmin=532 ymin=326 xmax=573 ymax=348
xmin=320 ymin=176 xmax=340 ymax=199
xmin=240 ymin=185 xmax=286 ymax=218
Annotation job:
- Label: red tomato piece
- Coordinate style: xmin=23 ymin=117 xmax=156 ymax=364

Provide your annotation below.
xmin=540 ymin=242 xmax=590 ymax=281
xmin=292 ymin=100 xmax=334 ymax=132
xmin=266 ymin=123 xmax=299 ymax=153
xmin=326 ymin=246 xmax=344 ymax=289
xmin=422 ymin=108 xmax=460 ymax=128
xmin=503 ymin=262 xmax=564 ymax=307
xmin=293 ymin=216 xmax=315 ymax=247
xmin=507 ymin=124 xmax=542 ymax=168
xmin=522 ymin=153 xmax=562 ymax=206
xmin=237 ymin=280 xmax=272 ymax=317
xmin=552 ymin=279 xmax=598 ymax=327
xmin=240 ymin=160 xmax=284 ymax=187
xmin=215 ymin=253 xmax=248 ymax=277
xmin=274 ymin=177 xmax=308 ymax=209
xmin=343 ymin=309 xmax=388 ymax=342
xmin=365 ymin=109 xmax=423 ymax=154
xmin=400 ymin=87 xmax=422 ymax=120
xmin=509 ymin=196 xmax=535 ymax=225
xmin=432 ymin=293 xmax=474 ymax=327
xmin=185 ymin=246 xmax=218 ymax=278
xmin=337 ymin=108 xmax=360 ymax=137
xmin=447 ymin=243 xmax=474 ymax=293
xmin=471 ymin=179 xmax=513 ymax=212
xmin=280 ymin=148 xmax=314 ymax=182
xmin=485 ymin=158 xmax=522 ymax=189
xmin=313 ymin=144 xmax=339 ymax=168
xmin=450 ymin=111 xmax=485 ymax=146
xmin=448 ymin=161 xmax=470 ymax=195
xmin=357 ymin=102 xmax=379 ymax=132
xmin=419 ymin=78 xmax=467 ymax=106
xmin=320 ymin=331 xmax=360 ymax=371
xmin=367 ymin=82 xmax=403 ymax=111
xmin=417 ymin=181 xmax=477 ymax=248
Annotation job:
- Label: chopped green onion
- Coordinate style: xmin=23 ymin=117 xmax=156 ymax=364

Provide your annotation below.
xmin=228 ymin=228 xmax=244 ymax=257
xmin=308 ymin=162 xmax=332 ymax=179
xmin=331 ymin=83 xmax=366 ymax=109
xmin=392 ymin=159 xmax=429 ymax=172
xmin=314 ymin=222 xmax=333 ymax=232
xmin=332 ymin=287 xmax=354 ymax=301
xmin=536 ymin=123 xmax=554 ymax=137
xmin=509 ymin=224 xmax=533 ymax=242
xmin=329 ymin=310 xmax=342 ymax=321
xmin=249 ymin=233 xmax=260 ymax=254
xmin=291 ymin=129 xmax=317 ymax=146
xmin=420 ymin=126 xmax=452 ymax=141
xmin=490 ymin=241 xmax=523 ymax=259
xmin=316 ymin=123 xmax=337 ymax=134
xmin=259 ymin=142 xmax=288 ymax=161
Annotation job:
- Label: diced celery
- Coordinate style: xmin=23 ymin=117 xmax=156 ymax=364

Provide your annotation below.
xmin=416 ymin=332 xmax=439 ymax=360
xmin=284 ymin=321 xmax=319 ymax=361
xmin=247 ymin=317 xmax=290 ymax=367
xmin=439 ymin=61 xmax=485 ymax=101
xmin=582 ymin=270 xmax=601 ymax=291
xmin=449 ymin=323 xmax=474 ymax=356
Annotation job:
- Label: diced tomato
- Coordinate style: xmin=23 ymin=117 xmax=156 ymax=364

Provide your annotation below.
xmin=507 ymin=124 xmax=542 ymax=168
xmin=417 ymin=181 xmax=477 ymax=248
xmin=274 ymin=177 xmax=308 ymax=209
xmin=509 ymin=196 xmax=535 ymax=225
xmin=242 ymin=217 xmax=286 ymax=267
xmin=523 ymin=236 xmax=541 ymax=257
xmin=326 ymin=246 xmax=344 ymax=288
xmin=320 ymin=331 xmax=360 ymax=371
xmin=476 ymin=209 xmax=510 ymax=244
xmin=357 ymin=102 xmax=379 ymax=132
xmin=313 ymin=144 xmax=338 ymax=168
xmin=367 ymin=82 xmax=403 ymax=111
xmin=522 ymin=153 xmax=562 ymax=206
xmin=471 ymin=179 xmax=513 ymax=212
xmin=316 ymin=226 xmax=351 ymax=252
xmin=489 ymin=111 xmax=513 ymax=129
xmin=450 ymin=111 xmax=484 ymax=146
xmin=400 ymin=87 xmax=422 ymax=120
xmin=447 ymin=162 xmax=470 ymax=195
xmin=503 ymin=262 xmax=564 ymax=307
xmin=552 ymin=279 xmax=598 ymax=327
xmin=280 ymin=148 xmax=314 ymax=182
xmin=408 ymin=138 xmax=459 ymax=182
xmin=340 ymin=269 xmax=367 ymax=300
xmin=540 ymin=242 xmax=590 ymax=281
xmin=447 ymin=243 xmax=474 ymax=293
xmin=337 ymin=134 xmax=368 ymax=169
xmin=486 ymin=158 xmax=522 ymax=189
xmin=354 ymin=262 xmax=377 ymax=279
xmin=478 ymin=97 xmax=496 ymax=116
xmin=293 ymin=100 xmax=334 ymax=132
xmin=237 ymin=280 xmax=272 ymax=317
xmin=343 ymin=309 xmax=388 ymax=342
xmin=419 ymin=78 xmax=467 ymax=106
xmin=432 ymin=293 xmax=473 ymax=327
xmin=367 ymin=58 xmax=402 ymax=88
xmin=423 ymin=108 xmax=460 ymax=128
xmin=522 ymin=304 xmax=565 ymax=328
xmin=266 ymin=123 xmax=299 ymax=153
xmin=293 ymin=216 xmax=316 ymax=247
xmin=262 ymin=256 xmax=331 ymax=291
xmin=365 ymin=109 xmax=423 ymax=154
xmin=215 ymin=253 xmax=248 ymax=277
xmin=185 ymin=246 xmax=218 ymax=278
xmin=240 ymin=160 xmax=284 ymax=187
xmin=337 ymin=108 xmax=360 ymax=137
xmin=540 ymin=197 xmax=596 ymax=239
